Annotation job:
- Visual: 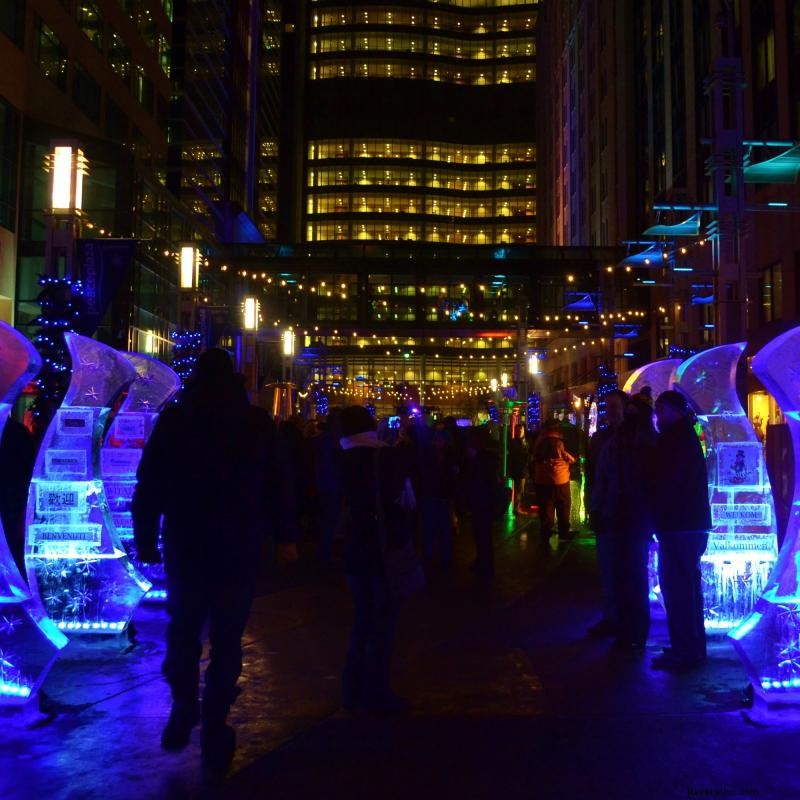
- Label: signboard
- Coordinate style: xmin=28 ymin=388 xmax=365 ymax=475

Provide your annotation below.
xmin=110 ymin=414 xmax=146 ymax=443
xmin=57 ymin=409 xmax=93 ymax=436
xmin=716 ymin=442 xmax=764 ymax=490
xmin=711 ymin=503 xmax=771 ymax=527
xmin=45 ymin=449 xmax=88 ymax=478
xmin=100 ymin=448 xmax=142 ymax=476
xmin=35 ymin=482 xmax=88 ymax=515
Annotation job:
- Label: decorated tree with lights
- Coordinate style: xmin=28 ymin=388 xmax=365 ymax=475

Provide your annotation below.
xmin=594 ymin=362 xmax=619 ymax=430
xmin=170 ymin=330 xmax=202 ymax=391
xmin=30 ymin=276 xmax=86 ymax=432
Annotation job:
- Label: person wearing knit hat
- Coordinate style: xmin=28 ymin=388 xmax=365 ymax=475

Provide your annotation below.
xmin=650 ymin=390 xmax=711 ymax=672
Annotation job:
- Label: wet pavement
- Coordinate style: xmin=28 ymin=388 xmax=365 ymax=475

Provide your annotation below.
xmin=2 ymin=514 xmax=797 ymax=800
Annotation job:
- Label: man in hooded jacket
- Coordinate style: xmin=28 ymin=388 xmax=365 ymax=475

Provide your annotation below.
xmin=133 ymin=348 xmax=297 ymax=773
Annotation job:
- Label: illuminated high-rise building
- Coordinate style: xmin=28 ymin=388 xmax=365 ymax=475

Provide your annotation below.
xmin=298 ymin=1 xmax=539 ymax=245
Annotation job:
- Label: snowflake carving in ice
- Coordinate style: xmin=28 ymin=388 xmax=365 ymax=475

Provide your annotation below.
xmin=84 ymin=385 xmax=100 ymax=401
xmin=0 ymin=615 xmax=22 ymax=637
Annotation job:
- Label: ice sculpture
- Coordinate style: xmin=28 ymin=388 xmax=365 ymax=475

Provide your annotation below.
xmin=730 ymin=326 xmax=800 ymax=711
xmin=0 ymin=322 xmax=67 ymax=703
xmin=678 ymin=343 xmax=778 ymax=631
xmin=25 ymin=333 xmax=151 ymax=634
xmin=623 ymin=358 xmax=683 ymax=605
xmin=101 ymin=353 xmax=179 ymax=601
xmin=623 ymin=358 xmax=682 ymax=398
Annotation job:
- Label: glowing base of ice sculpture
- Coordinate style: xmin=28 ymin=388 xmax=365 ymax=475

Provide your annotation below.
xmin=731 ymin=600 xmax=800 ymax=706
xmin=27 ymin=549 xmax=150 ymax=635
xmin=702 ymin=552 xmax=776 ymax=632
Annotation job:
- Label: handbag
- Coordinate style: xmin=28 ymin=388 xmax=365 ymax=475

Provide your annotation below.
xmin=373 ymin=452 xmax=425 ymax=602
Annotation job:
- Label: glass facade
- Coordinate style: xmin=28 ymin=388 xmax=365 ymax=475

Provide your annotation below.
xmin=306 ymin=139 xmax=536 ymax=243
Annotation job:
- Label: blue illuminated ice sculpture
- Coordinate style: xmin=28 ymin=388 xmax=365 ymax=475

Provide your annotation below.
xmin=0 ymin=322 xmax=67 ymax=703
xmin=730 ymin=326 xmax=800 ymax=713
xmin=678 ymin=343 xmax=778 ymax=631
xmin=623 ymin=358 xmax=683 ymax=604
xmin=622 ymin=358 xmax=682 ymax=399
xmin=101 ymin=353 xmax=180 ymax=602
xmin=25 ymin=333 xmax=151 ymax=634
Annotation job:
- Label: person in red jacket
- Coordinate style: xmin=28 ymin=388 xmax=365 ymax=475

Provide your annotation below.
xmin=531 ymin=420 xmax=577 ymax=546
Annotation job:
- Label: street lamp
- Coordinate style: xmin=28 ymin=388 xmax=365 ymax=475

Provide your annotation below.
xmin=43 ymin=142 xmax=89 ymax=278
xmin=528 ymin=353 xmax=540 ymax=375
xmin=46 ymin=144 xmax=88 ymax=214
xmin=179 ymin=245 xmax=199 ymax=289
xmin=282 ymin=328 xmax=295 ymax=383
xmin=243 ymin=296 xmax=259 ymax=331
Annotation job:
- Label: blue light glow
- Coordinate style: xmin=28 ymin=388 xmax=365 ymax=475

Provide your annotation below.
xmin=0 ymin=322 xmax=68 ymax=705
xmin=678 ymin=344 xmax=779 ymax=631
xmin=25 ymin=334 xmax=151 ymax=636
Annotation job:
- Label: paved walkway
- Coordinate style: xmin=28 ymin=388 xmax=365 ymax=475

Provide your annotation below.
xmin=1 ymin=515 xmax=796 ymax=799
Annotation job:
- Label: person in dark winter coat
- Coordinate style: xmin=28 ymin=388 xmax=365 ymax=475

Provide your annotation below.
xmin=0 ymin=417 xmax=36 ymax=574
xmin=650 ymin=390 xmax=711 ymax=671
xmin=507 ymin=424 xmax=529 ymax=513
xmin=585 ymin=389 xmax=627 ymax=638
xmin=132 ymin=349 xmax=297 ymax=773
xmin=590 ymin=396 xmax=657 ymax=651
xmin=339 ymin=405 xmax=414 ymax=713
xmin=460 ymin=425 xmax=501 ymax=578
xmin=531 ymin=421 xmax=576 ymax=545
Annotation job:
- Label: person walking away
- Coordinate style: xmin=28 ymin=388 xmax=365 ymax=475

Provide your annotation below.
xmin=585 ymin=390 xmax=627 ymax=638
xmin=532 ymin=420 xmax=576 ymax=547
xmin=417 ymin=427 xmax=457 ymax=570
xmin=459 ymin=426 xmax=500 ymax=578
xmin=650 ymin=390 xmax=711 ymax=671
xmin=507 ymin=424 xmax=529 ymax=514
xmin=132 ymin=349 xmax=297 ymax=774
xmin=313 ymin=408 xmax=344 ymax=564
xmin=590 ymin=396 xmax=656 ymax=652
xmin=339 ymin=405 xmax=415 ymax=712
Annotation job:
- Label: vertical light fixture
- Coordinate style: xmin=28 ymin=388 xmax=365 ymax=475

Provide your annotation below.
xmin=528 ymin=353 xmax=540 ymax=375
xmin=179 ymin=245 xmax=199 ymax=289
xmin=243 ymin=297 xmax=259 ymax=331
xmin=47 ymin=144 xmax=88 ymax=213
xmin=282 ymin=329 xmax=295 ymax=356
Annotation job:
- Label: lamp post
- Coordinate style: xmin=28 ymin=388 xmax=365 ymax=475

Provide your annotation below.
xmin=177 ymin=244 xmax=200 ymax=331
xmin=242 ymin=296 xmax=259 ymax=400
xmin=282 ymin=328 xmax=295 ymax=383
xmin=43 ymin=142 xmax=88 ymax=278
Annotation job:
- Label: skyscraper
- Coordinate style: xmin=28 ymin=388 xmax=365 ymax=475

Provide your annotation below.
xmin=298 ymin=1 xmax=539 ymax=245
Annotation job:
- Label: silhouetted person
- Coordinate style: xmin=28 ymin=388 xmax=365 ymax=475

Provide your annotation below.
xmin=0 ymin=417 xmax=36 ymax=574
xmin=313 ymin=408 xmax=344 ymax=564
xmin=339 ymin=405 xmax=414 ymax=712
xmin=460 ymin=426 xmax=500 ymax=578
xmin=650 ymin=390 xmax=711 ymax=672
xmin=591 ymin=396 xmax=657 ymax=652
xmin=132 ymin=349 xmax=297 ymax=774
xmin=585 ymin=389 xmax=627 ymax=638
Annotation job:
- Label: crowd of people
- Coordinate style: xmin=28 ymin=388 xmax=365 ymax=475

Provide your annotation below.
xmin=127 ymin=350 xmax=712 ymax=775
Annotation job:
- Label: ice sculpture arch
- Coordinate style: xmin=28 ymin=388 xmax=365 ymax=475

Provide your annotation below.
xmin=0 ymin=321 xmax=67 ymax=703
xmin=678 ymin=343 xmax=778 ymax=631
xmin=25 ymin=333 xmax=151 ymax=634
xmin=102 ymin=353 xmax=180 ymax=601
xmin=730 ymin=325 xmax=800 ymax=709
xmin=622 ymin=358 xmax=682 ymax=398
